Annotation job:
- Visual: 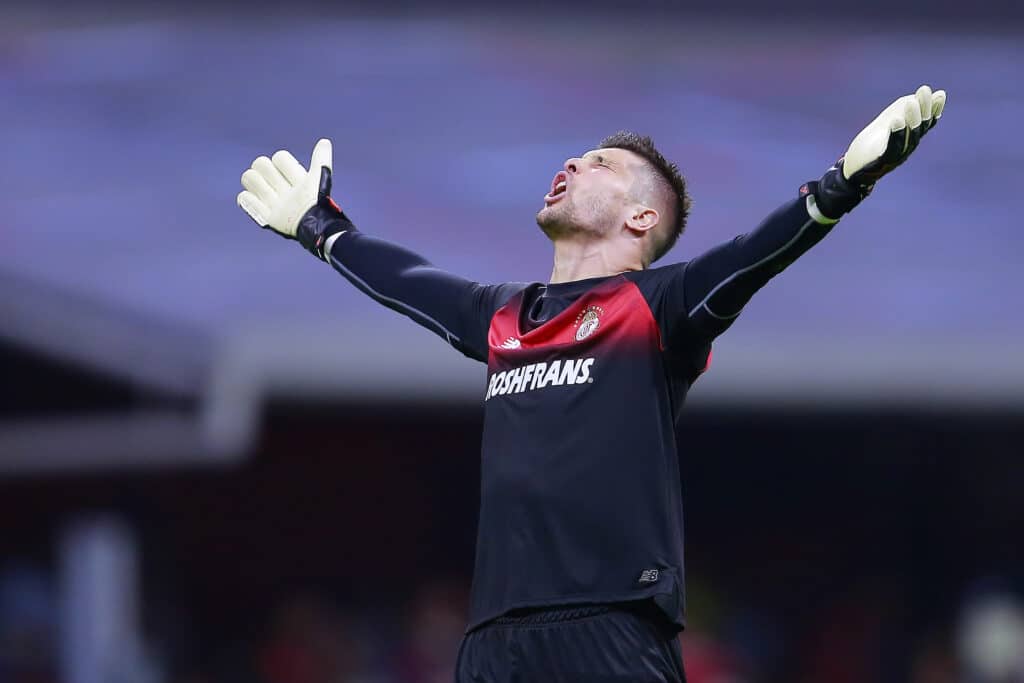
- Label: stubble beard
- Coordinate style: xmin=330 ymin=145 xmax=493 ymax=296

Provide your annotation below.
xmin=536 ymin=198 xmax=600 ymax=241
xmin=536 ymin=195 xmax=614 ymax=244
xmin=536 ymin=200 xmax=576 ymax=240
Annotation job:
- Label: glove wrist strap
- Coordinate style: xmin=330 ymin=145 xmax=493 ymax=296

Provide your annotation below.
xmin=297 ymin=201 xmax=356 ymax=260
xmin=808 ymin=161 xmax=871 ymax=220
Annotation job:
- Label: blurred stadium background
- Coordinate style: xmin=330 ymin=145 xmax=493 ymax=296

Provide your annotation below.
xmin=2 ymin=1 xmax=1023 ymax=681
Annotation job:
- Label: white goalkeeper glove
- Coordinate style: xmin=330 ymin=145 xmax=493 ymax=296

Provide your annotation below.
xmin=237 ymin=138 xmax=354 ymax=259
xmin=808 ymin=84 xmax=947 ymax=220
xmin=843 ymin=84 xmax=946 ymax=185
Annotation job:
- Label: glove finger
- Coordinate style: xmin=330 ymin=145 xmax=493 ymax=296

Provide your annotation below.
xmin=241 ymin=168 xmax=277 ymax=204
xmin=310 ymin=138 xmax=333 ymax=174
xmin=903 ymin=96 xmax=922 ymax=134
xmin=883 ymin=115 xmax=908 ymax=163
xmin=252 ymin=155 xmax=290 ymax=195
xmin=916 ymin=84 xmax=934 ymax=133
xmin=237 ymin=190 xmax=270 ymax=226
xmin=272 ymin=150 xmax=307 ymax=186
xmin=904 ymin=106 xmax=923 ymax=155
xmin=932 ymin=89 xmax=946 ymax=122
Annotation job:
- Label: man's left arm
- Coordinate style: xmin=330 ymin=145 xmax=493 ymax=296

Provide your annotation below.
xmin=680 ymin=85 xmax=947 ymax=342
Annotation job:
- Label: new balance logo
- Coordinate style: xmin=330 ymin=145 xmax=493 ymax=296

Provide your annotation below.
xmin=484 ymin=358 xmax=595 ymax=401
xmin=500 ymin=337 xmax=521 ymax=349
xmin=638 ymin=569 xmax=660 ymax=584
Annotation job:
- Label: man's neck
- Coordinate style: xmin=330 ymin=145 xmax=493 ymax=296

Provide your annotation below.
xmin=548 ymin=237 xmax=643 ymax=284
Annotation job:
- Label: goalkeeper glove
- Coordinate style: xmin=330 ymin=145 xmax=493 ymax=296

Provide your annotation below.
xmin=806 ymin=84 xmax=947 ymax=221
xmin=237 ymin=138 xmax=354 ymax=260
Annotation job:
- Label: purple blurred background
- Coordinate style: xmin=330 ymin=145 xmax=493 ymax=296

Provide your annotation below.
xmin=1 ymin=2 xmax=1023 ymax=682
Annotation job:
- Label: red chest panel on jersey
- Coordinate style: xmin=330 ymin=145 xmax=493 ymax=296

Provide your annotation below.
xmin=487 ymin=276 xmax=663 ymax=362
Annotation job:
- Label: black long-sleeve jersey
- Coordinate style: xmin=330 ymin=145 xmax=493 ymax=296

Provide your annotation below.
xmin=325 ymin=195 xmax=837 ymax=632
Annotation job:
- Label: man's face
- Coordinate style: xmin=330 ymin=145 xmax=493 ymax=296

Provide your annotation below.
xmin=535 ymin=147 xmax=643 ymax=240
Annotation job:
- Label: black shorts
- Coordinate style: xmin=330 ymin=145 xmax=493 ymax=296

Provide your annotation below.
xmin=454 ymin=602 xmax=686 ymax=683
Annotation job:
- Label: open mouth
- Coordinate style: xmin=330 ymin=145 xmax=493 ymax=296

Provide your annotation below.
xmin=543 ymin=171 xmax=569 ymax=205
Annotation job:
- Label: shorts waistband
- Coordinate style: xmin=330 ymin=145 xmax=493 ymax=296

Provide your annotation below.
xmin=491 ymin=603 xmax=613 ymax=626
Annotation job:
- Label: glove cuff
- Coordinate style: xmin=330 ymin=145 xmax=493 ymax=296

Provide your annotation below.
xmin=296 ymin=199 xmax=356 ymax=260
xmin=296 ymin=166 xmax=356 ymax=260
xmin=805 ymin=160 xmax=872 ymax=220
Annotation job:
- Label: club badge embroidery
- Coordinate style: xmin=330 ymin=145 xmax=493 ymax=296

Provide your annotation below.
xmin=574 ymin=305 xmax=604 ymax=342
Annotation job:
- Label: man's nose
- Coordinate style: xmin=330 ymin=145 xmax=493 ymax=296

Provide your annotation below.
xmin=564 ymin=158 xmax=580 ymax=174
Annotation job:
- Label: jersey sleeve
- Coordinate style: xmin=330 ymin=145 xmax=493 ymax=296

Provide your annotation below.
xmin=640 ymin=195 xmax=838 ymax=366
xmin=325 ymin=230 xmax=526 ymax=362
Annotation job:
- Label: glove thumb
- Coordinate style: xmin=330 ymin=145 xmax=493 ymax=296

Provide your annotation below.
xmin=311 ymin=138 xmax=334 ymax=205
xmin=310 ymin=138 xmax=333 ymax=174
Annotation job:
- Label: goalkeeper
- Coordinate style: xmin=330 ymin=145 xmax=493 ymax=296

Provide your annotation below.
xmin=238 ymin=86 xmax=946 ymax=682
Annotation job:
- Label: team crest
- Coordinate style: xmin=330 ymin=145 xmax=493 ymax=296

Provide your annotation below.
xmin=573 ymin=305 xmax=604 ymax=342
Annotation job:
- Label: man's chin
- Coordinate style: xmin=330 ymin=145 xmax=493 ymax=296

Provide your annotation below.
xmin=536 ymin=204 xmax=568 ymax=238
xmin=536 ymin=210 xmax=561 ymax=239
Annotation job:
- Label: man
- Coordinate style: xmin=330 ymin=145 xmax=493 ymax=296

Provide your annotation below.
xmin=237 ymin=85 xmax=946 ymax=682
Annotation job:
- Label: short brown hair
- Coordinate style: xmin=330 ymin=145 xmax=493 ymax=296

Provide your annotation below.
xmin=598 ymin=131 xmax=691 ymax=263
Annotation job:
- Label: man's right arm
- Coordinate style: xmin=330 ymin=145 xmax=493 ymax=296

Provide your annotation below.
xmin=237 ymin=138 xmax=524 ymax=362
xmin=323 ymin=230 xmax=524 ymax=361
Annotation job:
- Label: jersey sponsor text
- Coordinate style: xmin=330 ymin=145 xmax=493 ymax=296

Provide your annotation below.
xmin=484 ymin=358 xmax=595 ymax=401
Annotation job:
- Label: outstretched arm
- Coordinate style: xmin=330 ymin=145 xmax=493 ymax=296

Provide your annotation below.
xmin=322 ymin=230 xmax=524 ymax=361
xmin=683 ymin=195 xmax=835 ymax=340
xmin=682 ymin=85 xmax=947 ymax=342
xmin=237 ymin=139 xmax=523 ymax=361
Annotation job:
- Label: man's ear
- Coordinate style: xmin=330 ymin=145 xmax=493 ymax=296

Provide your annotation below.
xmin=626 ymin=206 xmax=660 ymax=234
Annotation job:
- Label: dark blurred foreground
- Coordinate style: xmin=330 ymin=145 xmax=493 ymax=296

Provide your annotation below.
xmin=2 ymin=401 xmax=1022 ymax=683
